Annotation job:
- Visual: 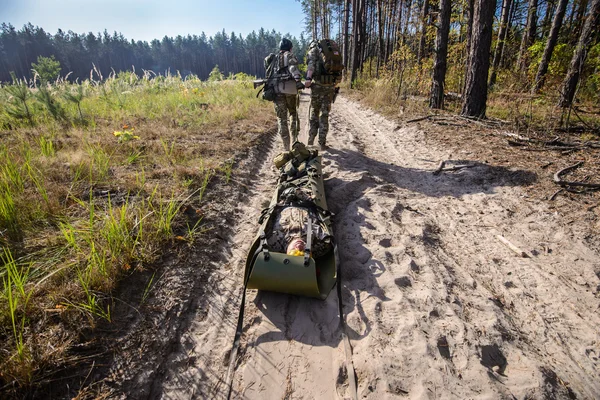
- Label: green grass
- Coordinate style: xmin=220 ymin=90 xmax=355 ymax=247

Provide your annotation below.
xmin=0 ymin=70 xmax=273 ymax=391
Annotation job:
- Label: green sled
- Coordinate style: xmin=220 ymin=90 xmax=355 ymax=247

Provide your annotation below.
xmin=244 ymin=154 xmax=337 ymax=300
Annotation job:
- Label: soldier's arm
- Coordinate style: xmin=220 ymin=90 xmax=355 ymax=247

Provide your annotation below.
xmin=305 ymin=46 xmax=318 ymax=80
xmin=304 ymin=45 xmax=319 ymax=88
xmin=286 ymin=52 xmax=302 ymax=81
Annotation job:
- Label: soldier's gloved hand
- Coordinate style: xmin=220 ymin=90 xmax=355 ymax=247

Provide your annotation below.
xmin=296 ymin=80 xmax=305 ymax=90
xmin=304 ymin=80 xmax=312 ymax=89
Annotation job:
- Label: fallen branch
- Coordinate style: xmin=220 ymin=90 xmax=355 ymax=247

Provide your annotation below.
xmin=433 ymin=160 xmax=477 ymax=175
xmin=407 ymin=115 xmax=433 ymax=123
xmin=549 ymin=189 xmax=564 ymax=201
xmin=439 ymin=164 xmax=476 ymax=173
xmin=433 ymin=160 xmax=446 ymax=175
xmin=553 ymin=162 xmax=600 ymax=191
xmin=501 ymin=131 xmax=600 ymax=150
xmin=496 ymin=235 xmax=530 ymax=258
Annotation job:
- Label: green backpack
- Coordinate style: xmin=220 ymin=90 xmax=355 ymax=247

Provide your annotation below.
xmin=316 ymin=39 xmax=344 ymax=84
xmin=261 ymin=53 xmax=278 ymax=101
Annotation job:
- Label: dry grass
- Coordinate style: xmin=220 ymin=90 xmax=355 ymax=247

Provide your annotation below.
xmin=0 ymin=72 xmax=273 ymax=392
xmin=343 ymin=71 xmax=600 ymax=139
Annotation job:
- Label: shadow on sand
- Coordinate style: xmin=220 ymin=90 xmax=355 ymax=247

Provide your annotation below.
xmin=247 ymin=147 xmax=536 ymax=351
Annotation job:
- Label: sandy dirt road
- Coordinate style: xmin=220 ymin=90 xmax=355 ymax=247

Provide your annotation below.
xmin=118 ymin=92 xmax=600 ymax=400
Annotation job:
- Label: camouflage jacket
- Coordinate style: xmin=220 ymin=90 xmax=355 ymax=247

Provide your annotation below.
xmin=264 ymin=50 xmax=302 ymax=94
xmin=264 ymin=50 xmax=302 ymax=81
xmin=306 ymin=41 xmax=337 ymax=87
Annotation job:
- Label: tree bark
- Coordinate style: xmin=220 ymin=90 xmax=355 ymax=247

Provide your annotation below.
xmin=489 ymin=0 xmax=513 ymax=86
xmin=517 ymin=0 xmax=539 ymax=71
xmin=532 ymin=0 xmax=568 ymax=92
xmin=343 ymin=0 xmax=351 ymax=70
xmin=402 ymin=0 xmax=414 ymax=46
xmin=541 ymin=0 xmax=556 ymax=38
xmin=462 ymin=0 xmax=476 ymax=94
xmin=461 ymin=0 xmax=498 ymax=118
xmin=558 ymin=0 xmax=600 ymax=107
xmin=350 ymin=0 xmax=363 ymax=86
xmin=571 ymin=0 xmax=590 ymax=44
xmin=376 ymin=0 xmax=385 ymax=77
xmin=417 ymin=0 xmax=430 ymax=63
xmin=313 ymin=0 xmax=318 ymax=40
xmin=430 ymin=0 xmax=452 ymax=108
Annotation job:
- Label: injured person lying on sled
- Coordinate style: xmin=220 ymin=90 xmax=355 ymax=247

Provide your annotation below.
xmin=244 ymin=141 xmax=338 ymax=299
xmin=266 ymin=204 xmax=333 ymax=259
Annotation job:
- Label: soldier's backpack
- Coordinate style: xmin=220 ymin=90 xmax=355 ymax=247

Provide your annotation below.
xmin=262 ymin=52 xmax=296 ymax=100
xmin=261 ymin=53 xmax=278 ymax=101
xmin=315 ymin=39 xmax=344 ymax=85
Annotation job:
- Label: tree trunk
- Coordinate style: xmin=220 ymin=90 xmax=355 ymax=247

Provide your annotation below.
xmin=463 ymin=0 xmax=476 ymax=94
xmin=558 ymin=0 xmax=600 ymax=107
xmin=500 ymin=0 xmax=519 ymax=67
xmin=376 ymin=0 xmax=385 ymax=77
xmin=572 ymin=0 xmax=590 ymax=44
xmin=517 ymin=0 xmax=539 ymax=71
xmin=313 ymin=1 xmax=318 ymax=40
xmin=343 ymin=0 xmax=351 ymax=71
xmin=461 ymin=0 xmax=498 ymax=118
xmin=489 ymin=0 xmax=513 ymax=86
xmin=360 ymin=0 xmax=367 ymax=70
xmin=532 ymin=0 xmax=568 ymax=92
xmin=350 ymin=0 xmax=362 ymax=86
xmin=385 ymin=0 xmax=397 ymax=62
xmin=417 ymin=0 xmax=430 ymax=63
xmin=402 ymin=0 xmax=413 ymax=47
xmin=541 ymin=0 xmax=556 ymax=38
xmin=430 ymin=0 xmax=452 ymax=108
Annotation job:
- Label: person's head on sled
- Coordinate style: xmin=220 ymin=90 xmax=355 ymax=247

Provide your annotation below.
xmin=286 ymin=237 xmax=306 ymax=257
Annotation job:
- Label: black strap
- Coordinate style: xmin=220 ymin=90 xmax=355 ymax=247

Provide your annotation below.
xmin=304 ymin=213 xmax=312 ymax=266
xmin=224 ymin=241 xmax=357 ymax=400
xmin=225 ymin=233 xmax=267 ymax=399
xmin=259 ymin=231 xmax=270 ymax=261
xmin=335 ymin=243 xmax=358 ymax=400
xmin=225 ymin=281 xmax=247 ymax=400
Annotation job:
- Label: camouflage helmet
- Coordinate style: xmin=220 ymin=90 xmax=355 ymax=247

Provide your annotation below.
xmin=279 ymin=38 xmax=293 ymax=51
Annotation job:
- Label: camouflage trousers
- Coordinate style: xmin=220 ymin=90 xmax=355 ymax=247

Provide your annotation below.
xmin=274 ymin=94 xmax=299 ymax=151
xmin=308 ymin=85 xmax=335 ymax=146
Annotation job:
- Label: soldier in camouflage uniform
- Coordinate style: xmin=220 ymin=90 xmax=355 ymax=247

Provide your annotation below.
xmin=304 ymin=40 xmax=338 ymax=150
xmin=266 ymin=38 xmax=304 ymax=151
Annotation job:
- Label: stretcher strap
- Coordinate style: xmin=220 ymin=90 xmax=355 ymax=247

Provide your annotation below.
xmin=304 ymin=214 xmax=312 ymax=266
xmin=259 ymin=230 xmax=270 ymax=261
xmin=335 ymin=242 xmax=358 ymax=400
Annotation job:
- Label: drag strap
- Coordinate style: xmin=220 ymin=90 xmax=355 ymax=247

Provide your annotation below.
xmin=226 ymin=233 xmax=266 ymax=399
xmin=336 ymin=246 xmax=358 ymax=400
xmin=225 ymin=282 xmax=247 ymax=400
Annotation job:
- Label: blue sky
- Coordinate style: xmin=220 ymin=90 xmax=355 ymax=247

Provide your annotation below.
xmin=1 ymin=0 xmax=307 ymax=41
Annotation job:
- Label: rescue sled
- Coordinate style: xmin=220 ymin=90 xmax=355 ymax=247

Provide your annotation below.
xmin=243 ymin=142 xmax=337 ymax=299
xmin=226 ymin=143 xmax=358 ymax=400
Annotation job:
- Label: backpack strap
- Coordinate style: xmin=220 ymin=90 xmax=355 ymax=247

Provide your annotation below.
xmin=304 ymin=212 xmax=312 ymax=266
